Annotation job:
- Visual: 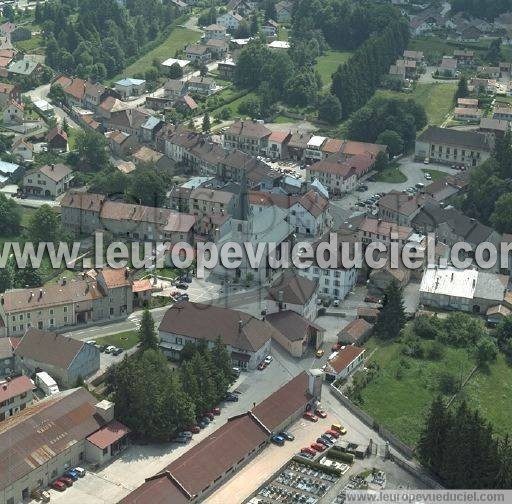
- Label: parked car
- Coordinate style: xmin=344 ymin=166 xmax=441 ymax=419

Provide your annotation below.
xmin=316 ymin=437 xmax=330 ymax=447
xmin=321 ymin=434 xmax=335 ymax=445
xmin=298 ymin=451 xmax=314 ymax=459
xmin=315 ymin=408 xmax=327 ymax=419
xmin=175 ymin=434 xmax=191 ymax=443
xmin=322 ymin=299 xmax=331 ymax=307
xmin=99 ymin=344 xmax=109 ymax=353
xmin=232 ymin=367 xmax=241 ymax=377
xmin=258 ymin=361 xmax=267 ymax=370
xmin=271 ymin=435 xmax=285 ymax=446
xmin=333 ymin=299 xmax=340 ymax=307
xmin=356 ymin=201 xmax=366 ymax=207
xmin=86 ymin=340 xmax=96 ymax=346
xmin=59 ymin=476 xmax=73 ymax=487
xmin=264 ymin=355 xmax=273 ymax=364
xmin=224 ymin=392 xmax=239 ymax=402
xmin=326 ymin=429 xmax=340 ymax=439
xmin=175 ymin=294 xmax=189 ymax=302
xmin=331 ymin=343 xmax=342 ymax=352
xmin=211 ymin=407 xmax=221 ymax=416
xmin=279 ymin=431 xmax=294 ymax=441
xmin=113 ymin=347 xmax=124 ymax=356
xmin=198 ymin=419 xmax=208 ymax=429
xmin=50 ymin=480 xmax=66 ymax=492
xmin=301 ymin=447 xmax=316 ymax=456
xmin=311 ymin=443 xmax=326 ymax=452
xmin=204 ymin=412 xmax=214 ymax=421
xmin=105 ymin=345 xmax=116 ymax=354
xmin=315 ymin=349 xmax=325 ymax=358
xmin=40 ymin=490 xmax=51 ymax=502
xmin=73 ymin=467 xmax=86 ymax=478
xmin=424 ymin=172 xmax=432 ymax=180
xmin=331 ymin=423 xmax=347 ymax=435
xmin=64 ymin=469 xmax=79 ymax=481
xmin=175 ymin=282 xmax=189 ymax=290
xmin=364 ymin=295 xmax=381 ymax=304
xmin=185 ymin=425 xmax=201 ymax=434
xmin=303 ymin=411 xmax=318 ymax=422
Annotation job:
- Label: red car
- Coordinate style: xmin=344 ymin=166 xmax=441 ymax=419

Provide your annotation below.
xmin=59 ymin=476 xmax=73 ymax=487
xmin=211 ymin=407 xmax=221 ymax=416
xmin=311 ymin=443 xmax=326 ymax=452
xmin=315 ymin=408 xmax=327 ymax=419
xmin=326 ymin=429 xmax=340 ymax=439
xmin=185 ymin=425 xmax=200 ymax=434
xmin=51 ymin=480 xmax=66 ymax=492
xmin=365 ymin=295 xmax=381 ymax=304
xmin=303 ymin=411 xmax=318 ymax=422
xmin=258 ymin=361 xmax=267 ymax=370
xmin=301 ymin=447 xmax=316 ymax=455
xmin=331 ymin=343 xmax=342 ymax=352
xmin=203 ymin=412 xmax=214 ymax=421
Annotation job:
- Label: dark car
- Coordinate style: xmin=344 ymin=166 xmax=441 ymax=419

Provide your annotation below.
xmin=175 ymin=282 xmax=189 ymax=290
xmin=224 ymin=393 xmax=239 ymax=402
xmin=99 ymin=344 xmax=109 ymax=353
xmin=321 ymin=434 xmax=335 ymax=445
xmin=279 ymin=431 xmax=295 ymax=441
xmin=113 ymin=347 xmax=124 ymax=356
xmin=271 ymin=435 xmax=285 ymax=446
xmin=316 ymin=437 xmax=330 ymax=447
xmin=198 ymin=419 xmax=208 ymax=429
xmin=204 ymin=412 xmax=214 ymax=421
xmin=64 ymin=470 xmax=79 ymax=481
xmin=175 ymin=294 xmax=189 ymax=302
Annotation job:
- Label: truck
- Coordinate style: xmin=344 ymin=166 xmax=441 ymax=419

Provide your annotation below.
xmin=35 ymin=371 xmax=59 ymax=396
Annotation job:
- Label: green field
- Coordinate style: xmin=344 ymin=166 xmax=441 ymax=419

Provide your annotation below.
xmin=209 ymin=90 xmax=258 ymax=116
xmin=376 ymin=82 xmax=456 ymax=126
xmin=277 ymin=27 xmax=289 ymax=41
xmin=371 ymin=165 xmax=407 ymax=183
xmin=315 ymin=50 xmax=353 ymax=86
xmin=359 ymin=336 xmax=475 ymax=446
xmin=409 ymin=36 xmax=491 ymax=62
xmin=271 ymin=114 xmax=300 ymax=124
xmin=15 ymin=35 xmax=44 ymax=53
xmin=110 ymin=26 xmax=201 ymax=82
xmin=96 ymin=330 xmax=139 ymax=350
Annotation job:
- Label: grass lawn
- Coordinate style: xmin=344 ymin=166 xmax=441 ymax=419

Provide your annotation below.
xmin=110 ymin=26 xmax=201 ymax=82
xmin=155 ymin=267 xmax=179 ymax=279
xmin=271 ymin=114 xmax=300 ymax=124
xmin=371 ymin=165 xmax=407 ymax=183
xmin=20 ymin=206 xmax=36 ymax=229
xmin=360 ymin=336 xmax=475 ymax=446
xmin=315 ymin=50 xmax=353 ymax=86
xmin=96 ymin=330 xmax=139 ymax=350
xmin=376 ymin=82 xmax=456 ymax=126
xmin=67 ymin=127 xmax=79 ymax=150
xmin=277 ymin=27 xmax=289 ymax=41
xmin=209 ymin=91 xmax=258 ymax=116
xmin=15 ymin=35 xmax=44 ymax=53
xmin=408 ymin=37 xmax=491 ymax=61
xmin=421 ymin=168 xmax=447 ymax=181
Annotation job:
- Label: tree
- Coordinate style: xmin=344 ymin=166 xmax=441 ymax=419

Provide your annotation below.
xmin=0 ymin=266 xmax=12 ymax=292
xmin=167 ymin=62 xmax=183 ymax=79
xmin=374 ymin=280 xmax=406 ymax=340
xmin=486 ymin=38 xmax=502 ymax=64
xmin=374 ymin=151 xmax=388 ymax=172
xmin=202 ymin=111 xmax=211 ymax=132
xmin=491 ymin=193 xmax=512 ymax=233
xmin=454 ymin=76 xmax=469 ymax=101
xmin=474 ymin=335 xmax=498 ymax=366
xmin=199 ymin=64 xmax=208 ymax=77
xmin=27 ymin=205 xmax=60 ymax=244
xmin=129 ymin=166 xmax=167 ymax=207
xmin=418 ymin=395 xmax=450 ymax=470
xmin=138 ymin=309 xmax=158 ymax=351
xmin=13 ymin=265 xmax=42 ymax=288
xmin=75 ymin=129 xmax=109 ymax=170
xmin=318 ymin=93 xmax=342 ymax=124
xmin=376 ymin=130 xmax=404 ymax=157
xmin=0 ymin=193 xmax=21 ymax=236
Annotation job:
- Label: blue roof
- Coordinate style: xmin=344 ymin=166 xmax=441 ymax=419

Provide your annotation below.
xmin=0 ymin=160 xmax=19 ymax=176
xmin=115 ymin=78 xmax=146 ymax=87
xmin=141 ymin=116 xmax=162 ymax=130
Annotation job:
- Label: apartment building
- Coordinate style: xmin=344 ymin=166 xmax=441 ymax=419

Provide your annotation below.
xmin=0 ymin=375 xmax=34 ymax=421
xmin=223 ymin=119 xmax=271 ymax=156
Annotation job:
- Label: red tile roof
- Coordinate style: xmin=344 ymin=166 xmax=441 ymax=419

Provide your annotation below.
xmin=86 ymin=419 xmax=131 ymax=449
xmin=326 ymin=346 xmax=365 ymax=374
xmin=0 ymin=375 xmax=33 ymax=403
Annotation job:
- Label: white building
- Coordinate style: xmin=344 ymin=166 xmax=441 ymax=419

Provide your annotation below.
xmin=300 ymin=263 xmax=357 ymax=302
xmin=217 ymin=11 xmax=243 ymax=30
xmin=114 ymin=78 xmax=146 ymax=99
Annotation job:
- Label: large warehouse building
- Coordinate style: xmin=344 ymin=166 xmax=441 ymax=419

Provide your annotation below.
xmin=120 ymin=370 xmax=323 ymax=504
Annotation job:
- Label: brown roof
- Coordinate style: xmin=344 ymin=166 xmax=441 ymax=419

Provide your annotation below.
xmin=357 ymin=307 xmax=380 ymax=319
xmin=339 ymin=140 xmax=386 ymax=158
xmin=1 ymin=278 xmax=103 ymax=314
xmin=0 ymin=375 xmax=33 ymax=403
xmin=0 ymin=388 xmax=103 ymax=491
xmin=249 ymin=190 xmax=328 ymax=218
xmin=132 ymin=278 xmax=153 ymax=293
xmin=163 ymin=212 xmax=196 ymax=233
xmin=266 ymin=310 xmax=323 ymax=342
xmin=326 ymin=346 xmax=365 ymax=374
xmin=100 ymin=201 xmax=171 ymax=225
xmin=15 ymin=328 xmax=88 ymax=370
xmin=118 ymin=475 xmax=189 ymax=504
xmin=36 ymin=163 xmax=72 ymax=182
xmin=189 ymin=187 xmax=234 ymax=205
xmin=133 ymin=146 xmax=164 ymax=164
xmin=86 ymin=419 xmax=131 ymax=449
xmin=226 ymin=119 xmax=271 ymax=139
xmin=268 ymin=131 xmax=291 ymax=143
xmin=46 ymin=126 xmax=68 ymax=143
xmin=64 ymin=77 xmax=86 ymax=100
xmin=53 ymin=75 xmax=73 ymax=89
xmin=252 ymin=371 xmax=312 ymax=431
xmin=308 ymin=157 xmax=356 ymax=179
xmin=378 ymin=190 xmax=431 ymax=217
xmin=266 ymin=273 xmax=317 ymax=306
xmin=61 ymin=191 xmax=106 ymax=212
xmin=99 ymin=268 xmax=131 ymax=289
xmin=321 ymin=138 xmax=343 ymax=154
xmin=159 ymin=301 xmax=274 ymax=352
xmin=359 ymin=217 xmax=412 ymax=241
xmin=0 ymin=82 xmax=14 ymax=94
xmin=338 ymin=319 xmax=373 ymax=343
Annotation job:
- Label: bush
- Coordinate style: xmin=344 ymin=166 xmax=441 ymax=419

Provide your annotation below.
xmin=327 ymin=450 xmax=355 ymax=464
xmin=426 ymin=340 xmax=444 ymax=361
xmin=437 ymin=371 xmax=458 ymax=395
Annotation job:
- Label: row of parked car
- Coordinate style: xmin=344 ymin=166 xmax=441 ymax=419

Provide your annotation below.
xmin=299 ymin=424 xmax=347 ymax=460
xmin=86 ymin=341 xmax=124 ymax=356
xmin=50 ymin=467 xmax=87 ymax=493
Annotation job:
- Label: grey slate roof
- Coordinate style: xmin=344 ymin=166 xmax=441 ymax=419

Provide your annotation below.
xmin=417 ymin=126 xmax=490 ymax=151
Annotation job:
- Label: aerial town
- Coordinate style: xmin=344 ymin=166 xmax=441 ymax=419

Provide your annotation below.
xmin=0 ymin=0 xmax=512 ymax=503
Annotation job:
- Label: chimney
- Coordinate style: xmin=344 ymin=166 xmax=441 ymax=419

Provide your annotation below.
xmin=95 ymin=400 xmax=115 ymax=423
xmin=51 ymin=164 xmax=55 ymax=171
xmin=308 ymin=369 xmax=323 ymax=399
xmin=38 ymin=289 xmax=43 ymax=300
xmin=278 ymin=290 xmax=284 ymax=310
xmin=238 ymin=320 xmax=243 ymax=332
xmin=61 ymin=277 xmax=66 ymax=286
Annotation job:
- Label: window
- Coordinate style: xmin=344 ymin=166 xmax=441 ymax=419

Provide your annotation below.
xmin=64 ymin=306 xmax=67 ymax=313
xmin=176 ymin=337 xmax=183 ymax=344
xmin=103 ymin=447 xmax=108 ymax=455
xmin=49 ymin=319 xmax=54 ymax=327
xmin=49 ymin=309 xmax=54 ymax=315
xmin=12 ymin=326 xmax=16 ymax=332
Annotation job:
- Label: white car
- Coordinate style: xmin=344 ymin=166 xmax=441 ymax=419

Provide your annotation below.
xmin=264 ymin=355 xmax=273 ymax=365
xmin=74 ymin=467 xmax=86 ymax=477
xmin=105 ymin=345 xmax=116 ymax=354
xmin=424 ymin=172 xmax=432 ymax=180
xmin=333 ymin=299 xmax=340 ymax=307
xmin=86 ymin=340 xmax=96 ymax=345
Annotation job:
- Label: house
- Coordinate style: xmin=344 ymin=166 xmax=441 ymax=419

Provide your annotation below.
xmin=265 ymin=273 xmax=318 ymax=321
xmin=377 ymin=190 xmax=431 ymax=226
xmin=337 ymin=319 xmax=373 ymax=346
xmin=0 ymin=375 xmax=34 ymax=421
xmin=478 ymin=66 xmax=500 ymax=78
xmin=415 ymin=126 xmax=491 ymax=167
xmin=493 ymin=105 xmax=512 ymax=122
xmin=357 ymin=306 xmax=380 ymax=323
xmin=479 ymin=117 xmax=510 ymax=136
xmin=266 ymin=130 xmax=291 ymax=159
xmin=500 ymin=62 xmax=511 ymax=77
xmin=14 ymin=328 xmax=100 ymax=388
xmin=185 ymin=44 xmax=211 ymax=64
xmin=11 ymin=137 xmax=34 ymax=162
xmin=187 ymin=186 xmax=237 ymax=219
xmin=224 ymin=119 xmax=271 ymax=155
xmin=419 ymin=267 xmax=509 ymax=315
xmin=453 ymin=107 xmax=482 ymax=121
xmin=7 ymin=57 xmax=42 ymax=77
xmin=217 ymin=11 xmax=243 ymax=30
xmin=132 ymin=146 xmax=173 ymax=172
xmin=0 ymin=82 xmax=18 ymax=108
xmin=324 ymin=346 xmax=366 ymax=382
xmin=218 ymin=59 xmax=237 ymax=80
xmin=120 ymin=371 xmax=321 ymax=504
xmin=164 ymin=79 xmax=187 ymax=99
xmin=97 ymin=96 xmax=128 ymax=119
xmin=470 ymin=77 xmax=497 ymax=94
xmin=453 ymin=49 xmax=475 ymax=66
xmin=103 ymin=108 xmax=151 ymax=138
xmin=306 ymin=154 xmax=358 ymax=195
xmin=105 ymin=130 xmax=139 ymax=156
xmin=262 ymin=21 xmax=278 ymax=37
xmin=266 ymin=311 xmax=324 ymax=357
xmin=424 ymin=173 xmax=469 ymax=203
xmin=268 ymin=40 xmax=290 ymax=50
xmin=321 ymin=139 xmax=387 ymax=162
xmin=203 ymin=24 xmax=227 ymax=41
xmin=206 ymin=38 xmax=229 ymax=59
xmin=403 ymin=50 xmax=424 ymax=62
xmin=2 ymin=99 xmax=23 ymax=124
xmin=358 ymin=216 xmax=414 ymax=247
xmin=0 ymin=160 xmax=21 ymax=183
xmin=132 ymin=278 xmax=154 ymax=307
xmin=23 ymin=163 xmax=73 ymax=199
xmin=114 ymin=78 xmax=146 ymax=99
xmin=186 ymin=76 xmax=215 ymax=95
xmin=46 ymin=126 xmax=68 ymax=151
xmin=286 ymin=131 xmax=312 ymax=160
xmin=158 ymin=301 xmax=274 ymax=369
xmin=457 ymin=97 xmax=479 ymax=108
xmin=160 ymin=57 xmax=190 ymax=76
xmin=460 ymin=25 xmax=482 ymax=42
xmin=438 ymin=57 xmax=457 ymax=77
xmin=0 ymin=338 xmax=15 ymax=378
xmin=275 ymin=0 xmax=293 ymax=22
xmin=176 ymin=94 xmax=198 ymax=113
xmin=140 ymin=115 xmax=164 ymax=142
xmin=0 ymin=388 xmax=130 ymax=504
xmin=369 ymin=262 xmax=411 ymax=293
xmin=32 ymin=98 xmax=55 ymax=118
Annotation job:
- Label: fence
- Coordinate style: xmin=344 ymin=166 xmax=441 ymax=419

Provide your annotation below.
xmin=329 ymin=383 xmax=415 ymax=460
xmin=389 ymin=453 xmax=445 ymax=489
